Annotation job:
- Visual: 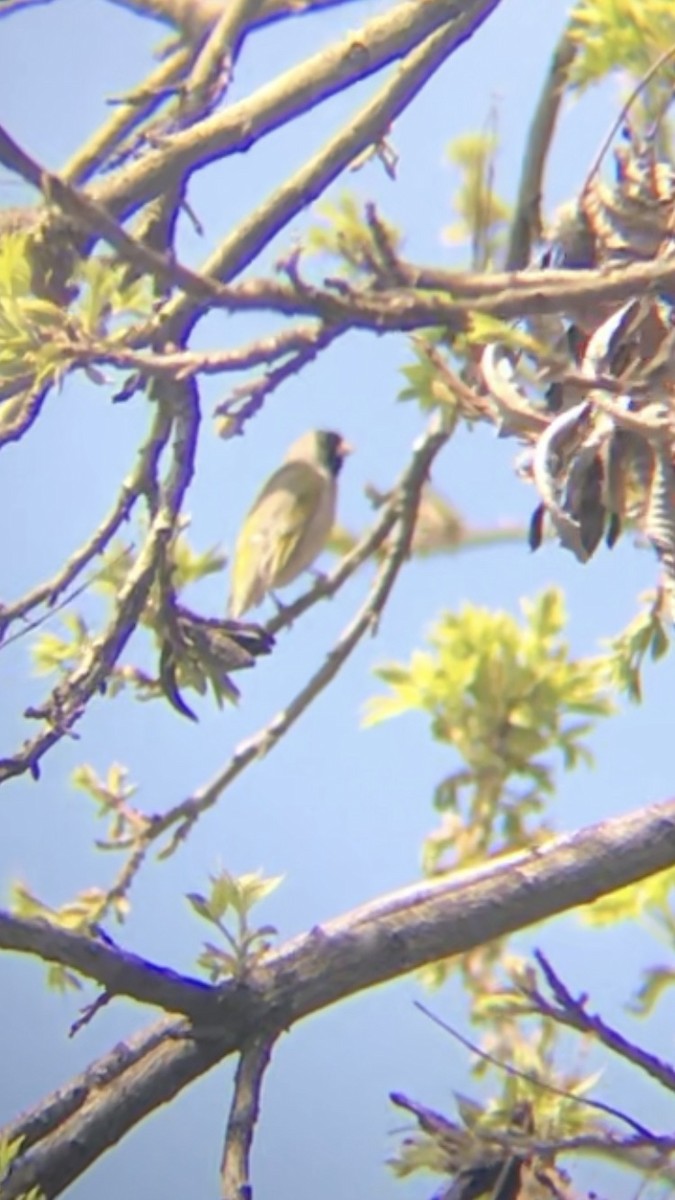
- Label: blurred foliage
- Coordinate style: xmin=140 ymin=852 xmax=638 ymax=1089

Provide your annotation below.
xmin=602 ymin=587 xmax=671 ymax=702
xmin=365 ymin=588 xmax=614 ymax=987
xmin=581 ymin=864 xmax=675 ymax=1014
xmin=75 ymin=254 xmax=154 ymax=337
xmin=0 ymin=231 xmax=153 ymax=399
xmin=31 ymin=611 xmax=92 ymax=678
xmin=305 ymin=190 xmax=401 ymax=277
xmin=365 ymin=587 xmax=611 ymax=848
xmin=10 ymin=878 xmax=129 ymax=993
xmin=71 ymin=761 xmax=150 ymax=850
xmin=0 ymin=232 xmax=66 ymax=387
xmin=444 ymin=127 xmax=511 ymax=270
xmin=389 ymin=1024 xmax=602 ymax=1192
xmin=373 ymin=482 xmax=466 ymax=558
xmin=398 ymin=331 xmax=461 ymax=414
xmin=0 ymin=1133 xmax=43 ymax=1200
xmin=7 ymin=762 xmax=144 ymax=993
xmin=187 ymin=868 xmax=282 ymax=981
xmin=456 ymin=313 xmax=549 ymax=361
xmin=568 ymin=0 xmax=675 ymax=92
xmin=330 ymin=484 xmax=524 ymax=564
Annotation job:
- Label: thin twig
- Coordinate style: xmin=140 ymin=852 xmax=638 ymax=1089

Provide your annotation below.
xmin=62 ymin=323 xmax=328 ymax=381
xmin=0 ymin=383 xmax=197 ymax=785
xmin=391 ymin=1091 xmax=672 ymax=1162
xmin=220 ymin=1034 xmax=276 ymax=1200
xmin=61 ymin=47 xmax=193 ymax=186
xmin=525 ymin=951 xmax=675 ymax=1098
xmin=217 ymin=324 xmax=345 ymax=430
xmin=414 ymin=1002 xmax=656 ymax=1139
xmin=0 ymin=545 xmax=134 ymax=652
xmin=581 ymin=38 xmax=675 ymax=198
xmin=0 ymin=384 xmax=49 ymax=448
xmin=0 ymin=401 xmax=169 ymax=635
xmin=415 ymin=335 xmax=501 ymax=424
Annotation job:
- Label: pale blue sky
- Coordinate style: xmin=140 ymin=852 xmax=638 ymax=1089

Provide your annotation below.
xmin=1 ymin=2 xmax=673 ymax=1198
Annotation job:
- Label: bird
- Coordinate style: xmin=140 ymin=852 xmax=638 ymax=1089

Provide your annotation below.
xmin=227 ymin=429 xmax=352 ymax=619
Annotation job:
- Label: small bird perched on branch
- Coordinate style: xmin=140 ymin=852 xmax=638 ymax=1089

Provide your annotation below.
xmin=228 ymin=429 xmax=352 ymax=618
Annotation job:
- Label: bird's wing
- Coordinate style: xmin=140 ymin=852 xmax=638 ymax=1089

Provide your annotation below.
xmin=229 ymin=463 xmax=325 ymax=615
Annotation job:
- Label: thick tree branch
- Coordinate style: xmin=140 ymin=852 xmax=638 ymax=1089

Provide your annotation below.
xmin=0 ymin=911 xmax=213 ymax=1016
xmin=91 ymin=0 xmax=502 ymax=221
xmin=179 ymin=5 xmax=503 ymax=290
xmin=4 ymin=798 xmax=675 ymax=1197
xmin=182 ymin=0 xmax=264 ymax=118
xmin=106 ymin=0 xmax=368 ymax=40
xmin=177 ymin=253 xmax=675 ymax=328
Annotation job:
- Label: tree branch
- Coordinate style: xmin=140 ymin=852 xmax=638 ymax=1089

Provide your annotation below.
xmin=0 ymin=402 xmax=168 ymax=638
xmin=216 ymin=323 xmax=346 ymax=430
xmin=524 ymin=950 xmax=675 ymax=1096
xmin=62 ymin=48 xmax=193 ymax=186
xmin=0 ymin=911 xmax=214 ymax=1016
xmin=414 ymin=1002 xmax=656 ymax=1139
xmin=90 ymin=0 xmax=502 ymax=220
xmin=4 ymin=798 xmax=675 ymax=1197
xmin=106 ymin=0 xmax=368 ymax=40
xmin=0 ymin=0 xmax=56 ymax=15
xmin=181 ymin=0 xmax=264 ymax=119
xmin=505 ymin=29 xmax=577 ymax=270
xmin=194 ymin=252 xmax=675 ymax=327
xmin=25 ymin=322 xmax=328 ymax=385
xmin=220 ymin=1035 xmax=276 ymax=1200
xmin=0 ymin=381 xmax=196 ymax=785
xmin=177 ymin=5 xmax=503 ymax=290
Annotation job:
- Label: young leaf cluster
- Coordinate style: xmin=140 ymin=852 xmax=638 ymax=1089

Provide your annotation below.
xmin=187 ymin=869 xmax=282 ymax=982
xmin=366 ymin=588 xmax=612 ymax=868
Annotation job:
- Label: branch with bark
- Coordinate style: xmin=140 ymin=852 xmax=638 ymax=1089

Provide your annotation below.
xmin=3 ymin=798 xmax=675 ymax=1198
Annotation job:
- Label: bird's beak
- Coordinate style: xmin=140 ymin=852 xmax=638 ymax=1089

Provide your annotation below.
xmin=339 ymin=438 xmax=354 ymax=457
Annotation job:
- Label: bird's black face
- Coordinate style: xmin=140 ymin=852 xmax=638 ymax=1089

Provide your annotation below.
xmin=317 ymin=430 xmax=351 ymax=476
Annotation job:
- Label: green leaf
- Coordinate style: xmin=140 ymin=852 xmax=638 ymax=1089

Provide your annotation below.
xmin=568 ymin=0 xmax=675 ymax=95
xmin=630 ymin=965 xmax=675 ymax=1014
xmin=186 ymin=892 xmax=217 ymax=924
